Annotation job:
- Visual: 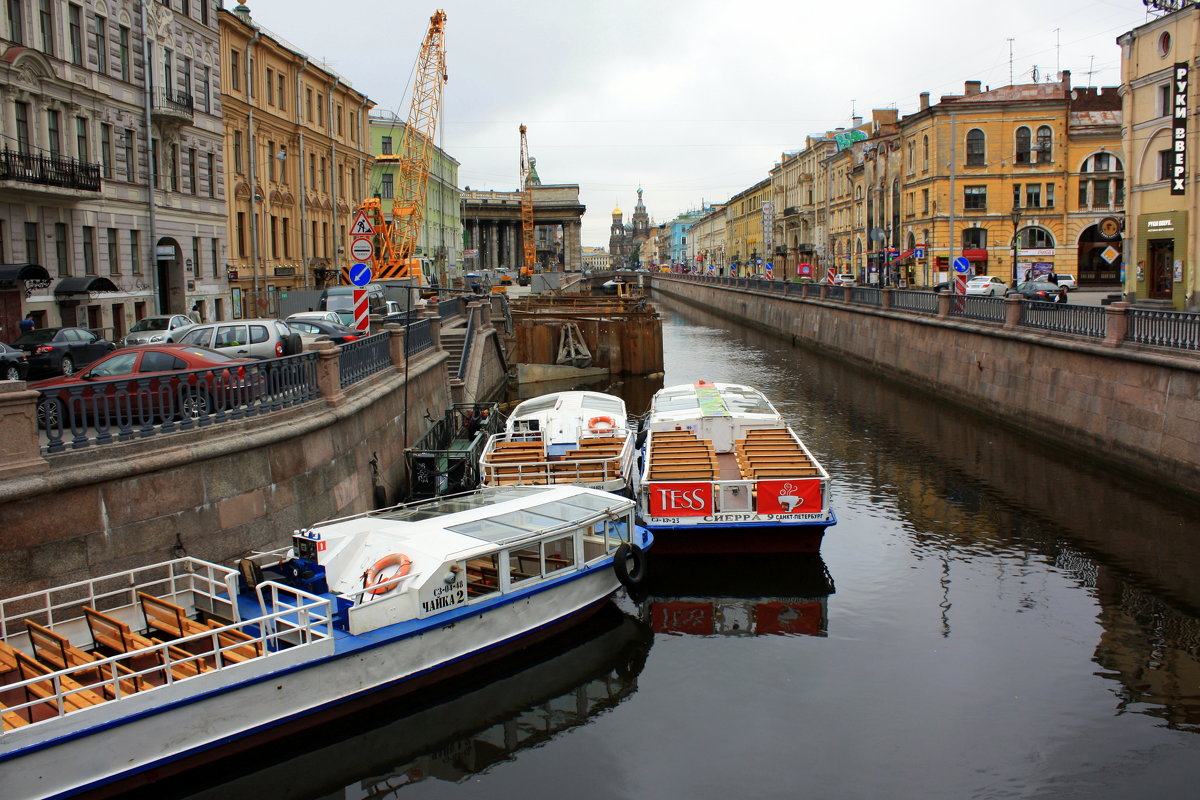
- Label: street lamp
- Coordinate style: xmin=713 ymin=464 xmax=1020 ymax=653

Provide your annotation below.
xmin=1009 ymin=205 xmax=1023 ymax=286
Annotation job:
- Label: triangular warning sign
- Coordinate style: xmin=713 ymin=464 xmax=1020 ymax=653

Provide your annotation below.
xmin=350 ymin=211 xmax=375 ymax=237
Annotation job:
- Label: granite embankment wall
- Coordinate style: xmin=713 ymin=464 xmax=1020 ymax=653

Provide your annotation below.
xmin=650 ymin=278 xmax=1200 ymax=497
xmin=0 ymin=303 xmax=509 ymax=598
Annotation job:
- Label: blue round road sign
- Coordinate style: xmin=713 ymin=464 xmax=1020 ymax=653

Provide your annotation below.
xmin=953 ymin=256 xmax=970 ymax=273
xmin=349 ymin=262 xmax=373 ymax=286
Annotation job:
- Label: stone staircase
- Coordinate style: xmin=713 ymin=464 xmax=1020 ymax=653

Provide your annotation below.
xmin=441 ymin=326 xmax=467 ymax=380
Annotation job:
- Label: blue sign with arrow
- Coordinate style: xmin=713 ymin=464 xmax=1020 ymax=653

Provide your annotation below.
xmin=953 ymin=256 xmax=970 ymax=273
xmin=349 ymin=263 xmax=373 ymax=286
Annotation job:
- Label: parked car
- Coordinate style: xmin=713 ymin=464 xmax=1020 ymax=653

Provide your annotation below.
xmin=31 ymin=345 xmax=261 ymax=426
xmin=835 ymin=273 xmax=856 ymax=286
xmin=0 ymin=342 xmax=30 ymax=381
xmin=285 ymin=319 xmax=362 ymax=346
xmin=122 ymin=314 xmax=195 ymax=347
xmin=965 ymin=276 xmax=1008 ymax=296
xmin=11 ymin=327 xmax=116 ymax=377
xmin=169 ymin=318 xmax=302 ymax=359
xmin=934 ymin=279 xmax=953 ymax=293
xmin=1005 ymin=281 xmax=1068 ymax=303
xmin=1054 ymin=274 xmax=1078 ymax=290
xmin=287 ymin=310 xmax=345 ymax=325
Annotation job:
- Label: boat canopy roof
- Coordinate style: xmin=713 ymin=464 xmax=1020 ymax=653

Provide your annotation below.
xmin=650 ymin=382 xmax=780 ymax=421
xmin=510 ymin=391 xmax=625 ymax=423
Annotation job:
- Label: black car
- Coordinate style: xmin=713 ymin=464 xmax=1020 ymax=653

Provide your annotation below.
xmin=285 ymin=319 xmax=362 ymax=346
xmin=11 ymin=327 xmax=117 ymax=377
xmin=0 ymin=342 xmax=30 ymax=381
xmin=1005 ymin=281 xmax=1068 ymax=303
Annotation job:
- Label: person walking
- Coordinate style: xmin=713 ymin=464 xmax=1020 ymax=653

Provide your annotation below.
xmin=18 ymin=314 xmax=35 ymax=334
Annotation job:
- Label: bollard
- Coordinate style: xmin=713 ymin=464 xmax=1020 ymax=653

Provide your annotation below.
xmin=312 ymin=341 xmax=346 ymax=407
xmin=1104 ymin=302 xmax=1131 ymax=348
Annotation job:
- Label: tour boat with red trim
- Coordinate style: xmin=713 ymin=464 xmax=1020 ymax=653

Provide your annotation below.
xmin=479 ymin=391 xmax=638 ymax=496
xmin=0 ymin=485 xmax=650 ymax=800
xmin=635 ymin=381 xmax=835 ymax=553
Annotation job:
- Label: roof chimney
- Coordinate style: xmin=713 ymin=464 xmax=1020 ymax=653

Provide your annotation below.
xmin=965 ymin=80 xmax=981 ymax=95
xmin=852 ymin=115 xmax=863 ymax=128
xmin=1060 ymin=69 xmax=1072 ymax=93
xmin=920 ymin=92 xmax=930 ymax=110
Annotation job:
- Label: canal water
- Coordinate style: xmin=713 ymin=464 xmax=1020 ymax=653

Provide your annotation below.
xmin=152 ymin=293 xmax=1200 ymax=800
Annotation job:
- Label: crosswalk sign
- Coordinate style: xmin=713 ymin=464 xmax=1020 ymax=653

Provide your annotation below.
xmin=350 ymin=211 xmax=375 ymax=237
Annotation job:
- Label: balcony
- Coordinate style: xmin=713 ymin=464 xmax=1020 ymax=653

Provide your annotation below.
xmin=0 ymin=149 xmax=101 ymax=197
xmin=152 ymin=88 xmax=194 ymax=129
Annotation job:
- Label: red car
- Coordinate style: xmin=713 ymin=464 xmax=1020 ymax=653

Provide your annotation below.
xmin=31 ymin=345 xmax=260 ymax=427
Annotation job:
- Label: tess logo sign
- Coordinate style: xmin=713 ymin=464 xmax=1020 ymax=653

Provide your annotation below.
xmin=649 ymin=483 xmax=713 ymax=517
xmin=1173 ymin=62 xmax=1188 ymax=196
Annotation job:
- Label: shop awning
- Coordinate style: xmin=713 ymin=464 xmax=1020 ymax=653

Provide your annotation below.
xmin=0 ymin=263 xmax=52 ymax=282
xmin=54 ymin=276 xmax=120 ymax=295
xmin=962 ymin=249 xmax=989 ymax=261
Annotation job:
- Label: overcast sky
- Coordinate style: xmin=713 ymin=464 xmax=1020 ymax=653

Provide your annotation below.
xmin=239 ymin=0 xmax=1157 ymax=247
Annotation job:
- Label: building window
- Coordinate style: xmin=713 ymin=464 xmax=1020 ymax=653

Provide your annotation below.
xmin=1158 ymin=149 xmax=1172 ymax=182
xmin=210 ymin=238 xmax=219 ymax=278
xmin=14 ymin=102 xmax=31 ymax=153
xmin=123 ymin=128 xmax=135 ymax=181
xmin=381 ymin=173 xmax=394 ymax=198
xmin=962 ymin=227 xmax=987 ymax=249
xmin=381 ymin=136 xmax=392 ymax=155
xmin=170 ymin=143 xmax=179 ymax=191
xmin=965 ymin=128 xmax=985 ymax=166
xmin=119 ymin=25 xmax=130 ymax=81
xmin=336 ymin=104 xmax=343 ymax=136
xmin=282 ymin=217 xmax=290 ymax=257
xmin=75 ymin=116 xmax=88 ymax=161
xmin=54 ymin=223 xmax=69 ymax=276
xmin=248 ymin=55 xmax=255 ymax=98
xmin=25 ymin=222 xmax=38 ymax=263
xmin=267 ymin=139 xmax=275 ymax=181
xmin=1025 ymin=184 xmax=1041 ymax=208
xmin=305 ymin=87 xmax=313 ymax=121
xmin=269 ymin=215 xmax=277 ymax=258
xmin=47 ymin=109 xmax=61 ymax=156
xmin=1160 ymin=84 xmax=1172 ymax=117
xmin=236 ymin=212 xmax=246 ymax=257
xmin=1045 ymin=183 xmax=1055 ymax=208
xmin=317 ymin=94 xmax=324 ymax=126
xmin=188 ymin=147 xmax=197 ymax=194
xmin=92 ymin=14 xmax=107 ymax=73
xmin=8 ymin=0 xmax=24 ymax=45
xmin=308 ymin=152 xmax=315 ymax=187
xmin=1017 ymin=227 xmax=1054 ymax=249
xmin=181 ymin=55 xmax=191 ymax=97
xmin=907 ymin=140 xmax=914 ymax=173
xmin=206 ymin=152 xmax=215 ymax=197
xmin=192 ymin=237 xmax=200 ymax=278
xmin=233 ymin=129 xmax=242 ymax=173
xmin=38 ymin=0 xmax=52 ymax=55
xmin=230 ymin=49 xmax=239 ymax=91
xmin=130 ymin=229 xmax=141 ymax=274
xmin=100 ymin=123 xmax=112 ymax=177
xmin=68 ymin=3 xmax=82 ymax=65
xmin=963 ymin=185 xmax=986 ymax=210
xmin=107 ymin=228 xmax=119 ymax=275
xmin=197 ymin=65 xmax=210 ymax=112
xmin=922 ymin=135 xmax=929 ymax=170
xmin=1013 ymin=183 xmax=1021 ymax=208
xmin=1015 ymin=126 xmax=1032 ymax=164
xmin=266 ymin=68 xmax=274 ymax=105
xmin=163 ymin=48 xmax=172 ymax=96
xmin=82 ymin=226 xmax=95 ymax=274
xmin=277 ymin=74 xmax=285 ymax=110
xmin=1036 ymin=126 xmax=1052 ymax=163
xmin=922 ymin=188 xmax=929 ymax=214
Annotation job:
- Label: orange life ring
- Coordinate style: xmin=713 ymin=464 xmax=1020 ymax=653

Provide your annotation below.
xmin=364 ymin=552 xmax=413 ymax=596
xmin=588 ymin=416 xmax=616 ymax=434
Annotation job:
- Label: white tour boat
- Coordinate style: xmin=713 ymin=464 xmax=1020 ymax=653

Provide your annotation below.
xmin=0 ymin=485 xmax=650 ymax=800
xmin=636 ymin=380 xmax=836 ymax=553
xmin=478 ymin=391 xmax=638 ymax=495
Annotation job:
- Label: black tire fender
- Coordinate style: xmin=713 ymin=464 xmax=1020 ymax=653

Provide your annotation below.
xmin=613 ymin=542 xmax=647 ymax=588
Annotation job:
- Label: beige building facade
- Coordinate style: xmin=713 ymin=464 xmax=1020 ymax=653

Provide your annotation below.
xmin=219 ymin=3 xmax=374 ymax=317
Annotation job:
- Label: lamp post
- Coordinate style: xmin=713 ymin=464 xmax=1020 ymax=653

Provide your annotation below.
xmin=1009 ymin=205 xmax=1023 ymax=286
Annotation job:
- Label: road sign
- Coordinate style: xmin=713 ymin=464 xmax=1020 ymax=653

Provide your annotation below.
xmin=953 ymin=256 xmax=970 ymax=273
xmin=350 ymin=238 xmax=374 ymax=262
xmin=350 ymin=211 xmax=375 ymax=237
xmin=914 ymin=246 xmax=925 ymax=259
xmin=353 ymin=289 xmax=369 ymax=332
xmin=1100 ymin=245 xmax=1120 ymax=264
xmin=463 ymin=249 xmax=479 ymax=257
xmin=349 ymin=262 xmax=373 ymax=286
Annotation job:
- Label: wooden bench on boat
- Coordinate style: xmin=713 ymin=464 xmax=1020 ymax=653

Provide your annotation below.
xmin=1 ymin=642 xmax=106 ymax=715
xmin=83 ymin=607 xmax=210 ymax=681
xmin=138 ymin=592 xmax=262 ymax=664
xmin=25 ymin=619 xmax=142 ymax=698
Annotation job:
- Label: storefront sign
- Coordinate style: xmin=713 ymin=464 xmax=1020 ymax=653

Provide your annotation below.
xmin=1018 ymin=248 xmax=1056 ymax=256
xmin=1173 ymin=61 xmax=1188 ymax=195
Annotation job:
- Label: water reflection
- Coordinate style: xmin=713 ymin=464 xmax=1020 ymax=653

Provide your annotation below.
xmin=647 ymin=292 xmax=1200 ymax=736
xmin=144 ymin=605 xmax=652 ymax=800
xmin=638 ymin=554 xmax=835 ymax=637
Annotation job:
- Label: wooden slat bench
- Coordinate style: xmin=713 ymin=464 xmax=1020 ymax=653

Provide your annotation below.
xmin=26 ymin=619 xmax=141 ymax=698
xmin=83 ymin=607 xmax=211 ymax=681
xmin=139 ymin=593 xmax=261 ymax=663
xmin=13 ymin=647 xmax=106 ymax=711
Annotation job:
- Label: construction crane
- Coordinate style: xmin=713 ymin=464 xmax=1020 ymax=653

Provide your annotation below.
xmin=350 ymin=10 xmax=447 ymax=286
xmin=518 ymin=124 xmax=536 ymax=286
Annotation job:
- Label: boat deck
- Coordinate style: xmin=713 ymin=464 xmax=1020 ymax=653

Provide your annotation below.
xmin=648 ymin=428 xmax=820 ymax=482
xmin=481 ymin=436 xmax=631 ymax=487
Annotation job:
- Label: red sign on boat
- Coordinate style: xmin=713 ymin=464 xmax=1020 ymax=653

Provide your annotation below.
xmin=755 ymin=479 xmax=822 ymax=515
xmin=649 ymin=482 xmax=713 ymax=517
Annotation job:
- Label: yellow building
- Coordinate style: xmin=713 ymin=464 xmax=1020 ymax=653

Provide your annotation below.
xmin=1119 ymin=6 xmax=1199 ymax=310
xmin=897 ymin=75 xmax=1123 ymax=288
xmin=689 ymin=204 xmax=728 ymax=274
xmin=725 ymin=178 xmax=771 ymax=276
xmin=219 ymin=4 xmax=375 ymax=317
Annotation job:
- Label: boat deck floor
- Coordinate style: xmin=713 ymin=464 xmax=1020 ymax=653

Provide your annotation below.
xmin=717 ymin=452 xmax=742 ymax=480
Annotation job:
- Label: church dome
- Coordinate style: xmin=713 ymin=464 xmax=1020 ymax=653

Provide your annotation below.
xmin=612 ymin=206 xmax=622 ymax=216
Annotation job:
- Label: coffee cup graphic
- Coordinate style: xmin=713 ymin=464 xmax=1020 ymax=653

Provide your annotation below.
xmin=777 ymin=483 xmax=802 ymax=512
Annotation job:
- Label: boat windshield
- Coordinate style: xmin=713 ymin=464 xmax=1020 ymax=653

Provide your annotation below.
xmin=653 ymin=390 xmax=701 ymax=413
xmin=448 ymin=493 xmax=626 ymax=541
xmin=373 ymin=487 xmax=544 ymax=521
xmin=721 ymin=387 xmax=774 ymax=414
xmin=581 ymin=396 xmax=624 ymax=414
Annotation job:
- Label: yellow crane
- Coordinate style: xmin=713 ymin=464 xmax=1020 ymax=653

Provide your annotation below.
xmin=350 ymin=10 xmax=448 ymax=286
xmin=518 ymin=124 xmax=536 ymax=285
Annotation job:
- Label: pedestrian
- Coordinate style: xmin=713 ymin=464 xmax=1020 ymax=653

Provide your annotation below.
xmin=188 ymin=302 xmax=202 ymax=324
xmin=18 ymin=313 xmax=35 ymax=334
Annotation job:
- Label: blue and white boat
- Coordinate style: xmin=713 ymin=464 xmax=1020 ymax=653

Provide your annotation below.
xmin=479 ymin=391 xmax=638 ymax=495
xmin=635 ymin=381 xmax=835 ymax=553
xmin=0 ymin=485 xmax=650 ymax=800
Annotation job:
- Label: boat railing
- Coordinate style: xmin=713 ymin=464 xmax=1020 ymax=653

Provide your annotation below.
xmin=708 ymin=476 xmax=831 ymax=516
xmin=480 ymin=431 xmax=634 ymax=487
xmin=0 ymin=557 xmax=243 ymax=640
xmin=1 ymin=583 xmax=331 ymax=732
